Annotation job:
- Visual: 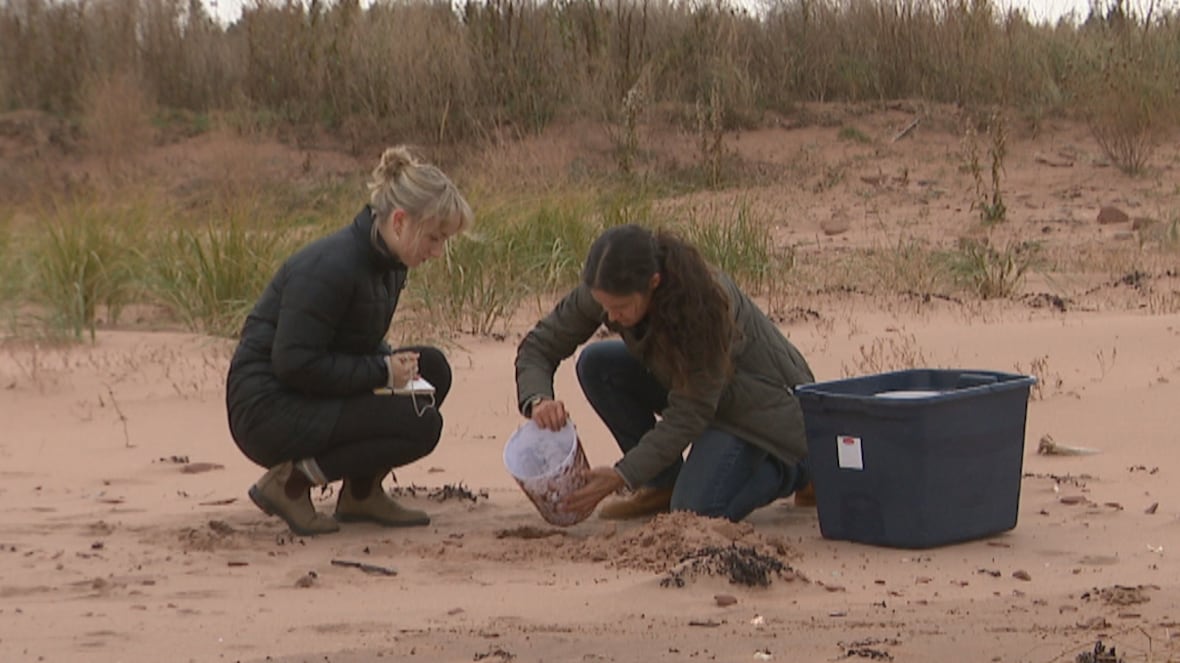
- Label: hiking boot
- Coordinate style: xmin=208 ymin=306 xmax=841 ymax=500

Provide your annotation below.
xmin=248 ymin=461 xmax=340 ymax=536
xmin=335 ymin=474 xmax=430 ymax=527
xmin=598 ymin=487 xmax=674 ymax=520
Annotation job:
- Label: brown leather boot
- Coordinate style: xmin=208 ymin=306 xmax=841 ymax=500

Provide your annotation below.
xmin=598 ymin=487 xmax=674 ymax=520
xmin=335 ymin=474 xmax=430 ymax=527
xmin=248 ymin=461 xmax=340 ymax=536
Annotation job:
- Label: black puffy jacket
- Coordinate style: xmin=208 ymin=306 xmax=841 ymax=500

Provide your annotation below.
xmin=225 ymin=206 xmax=405 ymax=465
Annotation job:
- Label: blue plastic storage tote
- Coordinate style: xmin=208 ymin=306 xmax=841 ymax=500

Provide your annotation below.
xmin=796 ymin=369 xmax=1035 ymax=548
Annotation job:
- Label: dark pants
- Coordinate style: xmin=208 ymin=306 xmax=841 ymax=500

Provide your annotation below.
xmin=290 ymin=345 xmax=451 ymax=482
xmin=575 ymin=340 xmax=805 ymax=521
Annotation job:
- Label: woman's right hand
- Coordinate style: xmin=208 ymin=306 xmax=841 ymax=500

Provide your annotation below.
xmin=531 ymin=398 xmax=568 ymax=431
xmin=387 ymin=351 xmax=420 ymax=387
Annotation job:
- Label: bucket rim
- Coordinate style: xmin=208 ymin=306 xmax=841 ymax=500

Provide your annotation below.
xmin=502 ymin=419 xmax=579 ymax=481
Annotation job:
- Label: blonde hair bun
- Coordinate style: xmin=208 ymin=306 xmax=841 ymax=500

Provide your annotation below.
xmin=368 ymin=144 xmax=474 ymax=236
xmin=371 ymin=146 xmax=419 ymax=189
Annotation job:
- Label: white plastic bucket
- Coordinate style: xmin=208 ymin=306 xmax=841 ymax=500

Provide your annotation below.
xmin=503 ymin=420 xmax=592 ymax=527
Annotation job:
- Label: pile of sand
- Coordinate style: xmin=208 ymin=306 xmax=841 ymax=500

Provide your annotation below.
xmin=488 ymin=511 xmax=796 ymax=576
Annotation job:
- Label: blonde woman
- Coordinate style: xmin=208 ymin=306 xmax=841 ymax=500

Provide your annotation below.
xmin=226 ymin=146 xmax=473 ymax=536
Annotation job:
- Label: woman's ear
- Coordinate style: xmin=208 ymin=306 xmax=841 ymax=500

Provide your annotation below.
xmin=388 ymin=208 xmax=407 ymax=236
xmin=648 ymin=272 xmax=662 ymax=291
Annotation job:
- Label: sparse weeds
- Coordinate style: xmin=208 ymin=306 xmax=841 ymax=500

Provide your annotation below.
xmin=1014 ymin=355 xmax=1062 ymax=400
xmin=613 ymin=73 xmax=651 ymax=178
xmin=963 ymin=110 xmax=1007 ymax=224
xmin=1149 ymin=216 xmax=1180 ymax=250
xmin=1080 ymin=7 xmax=1178 ymax=176
xmin=695 ymin=84 xmax=726 ymax=188
xmin=813 ymin=162 xmax=848 ymax=194
xmin=1091 ymin=111 xmax=1158 ymax=176
xmin=868 ymin=234 xmax=951 ymax=296
xmin=3 ymin=341 xmax=46 ymax=392
xmin=841 ymin=332 xmax=929 ymax=377
xmin=1094 ymin=345 xmax=1117 ymax=381
xmin=838 ymin=125 xmax=872 ymax=144
xmin=949 ymin=237 xmax=1040 ymax=299
xmin=1148 ymin=290 xmax=1180 ymax=314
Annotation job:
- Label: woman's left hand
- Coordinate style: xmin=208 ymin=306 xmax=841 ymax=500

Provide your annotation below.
xmin=561 ymin=466 xmax=625 ymax=515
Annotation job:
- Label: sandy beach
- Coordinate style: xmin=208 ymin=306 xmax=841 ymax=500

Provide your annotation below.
xmin=3 ymin=105 xmax=1180 ymax=662
xmin=2 ymin=302 xmax=1178 ymax=662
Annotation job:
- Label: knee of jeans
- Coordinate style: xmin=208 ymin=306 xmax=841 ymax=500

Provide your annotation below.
xmin=575 ymin=345 xmax=602 ymax=386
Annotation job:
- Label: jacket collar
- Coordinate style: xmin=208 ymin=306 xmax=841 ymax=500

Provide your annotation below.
xmin=352 ymin=206 xmax=407 ymax=272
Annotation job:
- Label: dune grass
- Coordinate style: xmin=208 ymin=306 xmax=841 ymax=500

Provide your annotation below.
xmin=147 ymin=222 xmax=298 ymax=339
xmin=31 ymin=201 xmax=143 ymax=340
xmin=0 ymin=169 xmax=1166 ymax=343
xmin=0 ymin=214 xmax=27 ymax=335
xmin=2 ymin=0 xmax=1178 ymax=340
xmin=680 ymin=201 xmax=778 ymax=296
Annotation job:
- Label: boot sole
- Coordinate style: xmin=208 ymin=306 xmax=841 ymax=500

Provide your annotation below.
xmin=333 ymin=512 xmax=431 ymax=527
xmin=248 ymin=485 xmax=338 ymax=537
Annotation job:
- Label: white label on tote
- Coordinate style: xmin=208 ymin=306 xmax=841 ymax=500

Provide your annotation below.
xmin=837 ymin=435 xmax=864 ymax=470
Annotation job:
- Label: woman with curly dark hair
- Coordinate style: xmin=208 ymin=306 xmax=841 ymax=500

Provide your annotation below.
xmin=515 ymin=223 xmax=815 ymax=522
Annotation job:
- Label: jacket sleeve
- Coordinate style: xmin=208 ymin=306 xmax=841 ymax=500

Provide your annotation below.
xmin=515 ymin=285 xmax=603 ymax=412
xmin=613 ymin=367 xmax=727 ymax=487
xmin=271 ymin=262 xmax=389 ymax=397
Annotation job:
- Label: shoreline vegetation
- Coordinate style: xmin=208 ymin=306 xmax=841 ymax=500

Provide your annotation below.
xmin=1 ymin=0 xmax=1177 ymax=344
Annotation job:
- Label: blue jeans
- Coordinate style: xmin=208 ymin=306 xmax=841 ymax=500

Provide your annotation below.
xmin=575 ymin=340 xmax=806 ymax=521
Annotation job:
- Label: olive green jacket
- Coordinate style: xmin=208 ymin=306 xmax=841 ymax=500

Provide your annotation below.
xmin=514 ymin=273 xmax=815 ymax=488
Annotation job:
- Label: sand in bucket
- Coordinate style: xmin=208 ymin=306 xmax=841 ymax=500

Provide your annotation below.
xmin=502 ymin=420 xmax=593 ymax=526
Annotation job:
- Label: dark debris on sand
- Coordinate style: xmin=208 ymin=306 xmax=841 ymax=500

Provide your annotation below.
xmin=660 ymin=543 xmax=793 ymax=588
xmin=1076 ymin=640 xmax=1123 ymax=663
xmin=474 ymin=645 xmax=515 ymax=661
xmin=494 ymin=525 xmax=567 ymax=540
xmin=389 ymin=482 xmax=489 ymax=503
xmin=838 ymin=638 xmax=901 ymax=661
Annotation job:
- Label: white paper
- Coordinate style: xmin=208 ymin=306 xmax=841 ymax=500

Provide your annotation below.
xmin=836 ymin=435 xmax=864 ymax=470
xmin=393 ymin=377 xmax=435 ymax=395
